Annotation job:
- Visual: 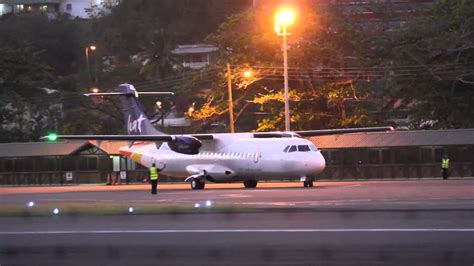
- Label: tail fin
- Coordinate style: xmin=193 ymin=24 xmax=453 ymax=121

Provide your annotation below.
xmin=84 ymin=83 xmax=173 ymax=135
xmin=118 ymin=84 xmax=165 ymax=135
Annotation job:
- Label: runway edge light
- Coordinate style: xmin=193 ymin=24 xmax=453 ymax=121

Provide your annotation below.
xmin=27 ymin=201 xmax=35 ymax=207
xmin=53 ymin=208 xmax=60 ymax=215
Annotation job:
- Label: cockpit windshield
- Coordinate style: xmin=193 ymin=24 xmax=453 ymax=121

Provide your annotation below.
xmin=283 ymin=144 xmax=318 ymax=152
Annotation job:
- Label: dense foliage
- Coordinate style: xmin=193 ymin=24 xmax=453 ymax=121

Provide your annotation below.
xmin=0 ymin=0 xmax=473 ymax=142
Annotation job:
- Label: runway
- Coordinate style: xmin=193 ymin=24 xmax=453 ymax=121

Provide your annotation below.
xmin=1 ymin=179 xmax=474 ymax=210
xmin=1 ymin=211 xmax=474 ymax=265
xmin=1 ymin=179 xmax=474 ymax=265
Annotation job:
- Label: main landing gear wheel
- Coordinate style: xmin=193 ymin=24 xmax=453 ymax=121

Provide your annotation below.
xmin=243 ymin=180 xmax=258 ymax=188
xmin=303 ymin=179 xmax=314 ymax=188
xmin=191 ymin=179 xmax=205 ymax=190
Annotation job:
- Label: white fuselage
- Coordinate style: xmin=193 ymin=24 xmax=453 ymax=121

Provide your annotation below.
xmin=119 ymin=133 xmax=325 ymax=183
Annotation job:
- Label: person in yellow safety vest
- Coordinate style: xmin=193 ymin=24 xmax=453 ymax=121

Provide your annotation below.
xmin=441 ymin=155 xmax=450 ymax=180
xmin=149 ymin=163 xmax=166 ymax=195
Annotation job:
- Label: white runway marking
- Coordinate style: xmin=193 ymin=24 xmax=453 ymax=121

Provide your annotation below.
xmin=1 ymin=229 xmax=474 ymax=235
xmin=224 ymin=194 xmax=251 ymax=198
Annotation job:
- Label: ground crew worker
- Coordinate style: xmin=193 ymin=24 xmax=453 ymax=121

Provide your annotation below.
xmin=441 ymin=155 xmax=449 ymax=180
xmin=149 ymin=163 xmax=165 ymax=194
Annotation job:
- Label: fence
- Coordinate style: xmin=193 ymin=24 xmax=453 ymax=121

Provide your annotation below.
xmin=318 ymin=162 xmax=473 ymax=180
xmin=1 ymin=162 xmax=472 ymax=186
xmin=0 ymin=170 xmax=185 ymax=186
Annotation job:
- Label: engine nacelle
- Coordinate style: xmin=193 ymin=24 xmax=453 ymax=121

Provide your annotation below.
xmin=168 ymin=136 xmax=202 ymax=155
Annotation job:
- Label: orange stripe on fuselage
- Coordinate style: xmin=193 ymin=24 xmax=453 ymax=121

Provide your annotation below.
xmin=120 ymin=150 xmax=133 ymax=157
xmin=119 ymin=150 xmax=143 ymax=163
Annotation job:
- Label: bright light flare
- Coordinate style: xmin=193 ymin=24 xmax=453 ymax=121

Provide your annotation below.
xmin=27 ymin=201 xmax=35 ymax=207
xmin=91 ymin=87 xmax=99 ymax=93
xmin=89 ymin=45 xmax=97 ymax=51
xmin=128 ymin=207 xmax=134 ymax=213
xmin=205 ymin=200 xmax=212 ymax=207
xmin=243 ymin=70 xmax=253 ymax=78
xmin=47 ymin=133 xmax=58 ymax=142
xmin=275 ymin=8 xmax=295 ymax=26
xmin=53 ymin=208 xmax=60 ymax=215
xmin=194 ymin=203 xmax=201 ymax=208
xmin=274 ymin=25 xmax=281 ymax=34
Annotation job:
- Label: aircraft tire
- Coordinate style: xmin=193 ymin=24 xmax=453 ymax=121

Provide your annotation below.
xmin=303 ymin=181 xmax=308 ymax=188
xmin=308 ymin=181 xmax=314 ymax=187
xmin=191 ymin=179 xmax=204 ymax=190
xmin=243 ymin=180 xmax=258 ymax=188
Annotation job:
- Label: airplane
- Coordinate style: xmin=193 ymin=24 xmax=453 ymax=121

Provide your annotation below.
xmin=43 ymin=84 xmax=394 ymax=189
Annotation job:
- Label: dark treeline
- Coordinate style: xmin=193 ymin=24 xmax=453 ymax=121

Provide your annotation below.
xmin=0 ymin=0 xmax=472 ymax=142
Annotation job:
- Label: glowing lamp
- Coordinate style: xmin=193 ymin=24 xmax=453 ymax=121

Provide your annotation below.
xmin=47 ymin=133 xmax=58 ymax=142
xmin=275 ymin=8 xmax=295 ymax=26
xmin=243 ymin=71 xmax=253 ymax=78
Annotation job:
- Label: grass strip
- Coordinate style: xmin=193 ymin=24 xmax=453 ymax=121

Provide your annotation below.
xmin=0 ymin=202 xmax=255 ymax=217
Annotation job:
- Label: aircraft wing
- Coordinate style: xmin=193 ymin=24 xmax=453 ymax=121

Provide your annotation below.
xmin=294 ymin=126 xmax=394 ymax=137
xmin=40 ymin=134 xmax=214 ymax=141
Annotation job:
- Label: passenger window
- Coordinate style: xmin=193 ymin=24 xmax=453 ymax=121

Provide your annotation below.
xmin=288 ymin=145 xmax=297 ymax=152
xmin=283 ymin=145 xmax=290 ymax=152
xmin=298 ymin=145 xmax=310 ymax=152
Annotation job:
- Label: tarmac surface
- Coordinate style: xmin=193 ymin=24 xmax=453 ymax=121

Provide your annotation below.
xmin=1 ymin=179 xmax=473 ymax=209
xmin=1 ymin=179 xmax=474 ymax=265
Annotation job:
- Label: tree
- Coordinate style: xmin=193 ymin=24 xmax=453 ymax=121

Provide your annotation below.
xmin=188 ymin=3 xmax=382 ymax=132
xmin=0 ymin=46 xmax=55 ymax=142
xmin=371 ymin=0 xmax=474 ymax=129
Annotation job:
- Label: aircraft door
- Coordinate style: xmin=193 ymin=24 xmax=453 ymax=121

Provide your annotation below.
xmin=253 ymin=152 xmax=260 ymax=163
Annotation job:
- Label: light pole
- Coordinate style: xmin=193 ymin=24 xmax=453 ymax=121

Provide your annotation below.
xmin=85 ymin=45 xmax=97 ymax=84
xmin=227 ymin=63 xmax=235 ymax=133
xmin=275 ymin=8 xmax=295 ymax=131
xmin=227 ymin=64 xmax=253 ymax=133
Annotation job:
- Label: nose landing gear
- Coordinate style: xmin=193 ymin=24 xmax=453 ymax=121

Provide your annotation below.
xmin=191 ymin=178 xmax=205 ymax=189
xmin=243 ymin=179 xmax=258 ymax=188
xmin=301 ymin=177 xmax=314 ymax=188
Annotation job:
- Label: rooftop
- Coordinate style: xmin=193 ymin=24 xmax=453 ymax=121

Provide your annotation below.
xmin=171 ymin=44 xmax=218 ymax=54
xmin=0 ymin=141 xmax=93 ymax=157
xmin=310 ymin=128 xmax=474 ymax=149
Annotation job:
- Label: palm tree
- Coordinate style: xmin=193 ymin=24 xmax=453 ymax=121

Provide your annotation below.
xmin=139 ymin=28 xmax=182 ymax=80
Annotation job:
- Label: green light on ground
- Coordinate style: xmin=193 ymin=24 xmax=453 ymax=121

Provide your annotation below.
xmin=47 ymin=133 xmax=58 ymax=142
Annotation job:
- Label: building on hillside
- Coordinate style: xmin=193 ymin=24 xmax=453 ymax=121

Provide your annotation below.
xmin=171 ymin=44 xmax=218 ymax=70
xmin=0 ymin=0 xmax=120 ymax=19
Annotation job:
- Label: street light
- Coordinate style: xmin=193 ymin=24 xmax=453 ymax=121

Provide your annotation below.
xmin=243 ymin=70 xmax=253 ymax=78
xmin=275 ymin=7 xmax=295 ymax=131
xmin=85 ymin=45 xmax=97 ymax=84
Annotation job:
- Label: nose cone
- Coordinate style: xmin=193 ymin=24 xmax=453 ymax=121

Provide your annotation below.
xmin=313 ymin=151 xmax=326 ymax=174
xmin=300 ymin=151 xmax=326 ymax=175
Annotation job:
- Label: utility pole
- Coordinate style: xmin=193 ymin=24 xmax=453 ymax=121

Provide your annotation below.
xmin=275 ymin=8 xmax=294 ymax=132
xmin=227 ymin=63 xmax=235 ymax=133
xmin=282 ymin=24 xmax=290 ymax=131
